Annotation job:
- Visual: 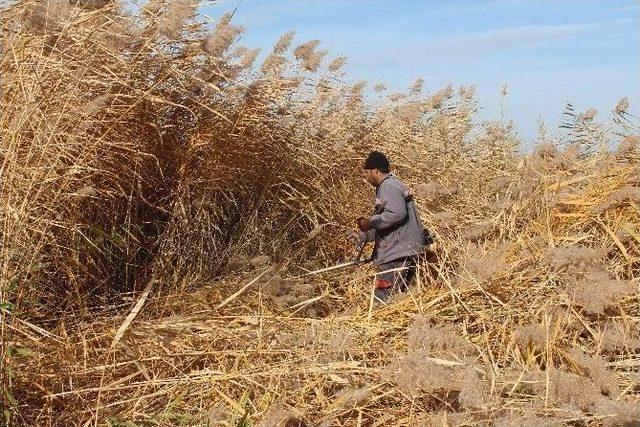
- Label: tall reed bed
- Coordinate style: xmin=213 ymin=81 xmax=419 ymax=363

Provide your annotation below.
xmin=1 ymin=1 xmax=639 ymax=425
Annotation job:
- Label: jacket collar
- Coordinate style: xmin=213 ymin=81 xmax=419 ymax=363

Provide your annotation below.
xmin=377 ymin=173 xmax=393 ymax=188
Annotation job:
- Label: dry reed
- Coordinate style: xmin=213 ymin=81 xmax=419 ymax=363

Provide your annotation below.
xmin=1 ymin=1 xmax=639 ymax=426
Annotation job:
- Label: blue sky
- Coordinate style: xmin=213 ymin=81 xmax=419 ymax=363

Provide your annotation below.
xmin=204 ymin=0 xmax=640 ymax=145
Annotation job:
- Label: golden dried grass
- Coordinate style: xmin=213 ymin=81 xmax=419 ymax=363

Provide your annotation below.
xmin=1 ymin=1 xmax=639 ymax=426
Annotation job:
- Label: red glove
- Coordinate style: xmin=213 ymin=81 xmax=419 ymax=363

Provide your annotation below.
xmin=356 ymin=217 xmax=372 ymax=232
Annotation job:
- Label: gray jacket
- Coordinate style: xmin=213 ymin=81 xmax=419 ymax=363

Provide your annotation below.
xmin=359 ymin=174 xmax=426 ymax=266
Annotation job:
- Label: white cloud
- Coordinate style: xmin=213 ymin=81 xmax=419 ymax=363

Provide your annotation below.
xmin=421 ymin=23 xmax=596 ymax=54
xmin=349 ymin=20 xmax=622 ymax=68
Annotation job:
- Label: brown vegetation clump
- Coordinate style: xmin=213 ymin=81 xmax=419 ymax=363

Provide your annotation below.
xmin=600 ymin=321 xmax=640 ymax=354
xmin=1 ymin=1 xmax=639 ymax=425
xmin=327 ymin=56 xmax=347 ymax=72
xmin=522 ymin=364 xmax=637 ymax=422
xmin=416 ymin=181 xmax=454 ymax=203
xmin=568 ymin=348 xmax=620 ymax=396
xmin=407 ymin=315 xmax=476 ymax=356
xmin=616 ymin=135 xmax=639 ymax=160
xmin=608 ymin=186 xmax=640 ymax=204
xmin=255 ymin=405 xmax=298 ymax=427
xmin=545 ymin=368 xmax=603 ymax=411
xmin=564 ymin=268 xmax=636 ymax=314
xmin=455 ymin=242 xmax=510 ymax=287
xmin=330 ymin=386 xmax=370 ymax=410
xmin=544 ymin=245 xmax=608 ymax=273
xmin=384 ymin=351 xmax=484 ymax=407
xmin=514 ymin=322 xmax=547 ymax=351
xmin=430 ymin=210 xmax=457 ymax=229
xmin=201 ymin=12 xmax=245 ymax=58
xmin=460 ymin=221 xmax=494 ymax=242
xmin=458 ymin=367 xmax=488 ymax=409
xmin=384 ymin=316 xmax=485 ymax=408
xmin=156 ymin=0 xmax=199 ymax=37
xmin=593 ymin=398 xmax=640 ymax=427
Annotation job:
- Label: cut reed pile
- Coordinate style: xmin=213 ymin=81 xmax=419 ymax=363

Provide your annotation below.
xmin=1 ymin=1 xmax=639 ymax=426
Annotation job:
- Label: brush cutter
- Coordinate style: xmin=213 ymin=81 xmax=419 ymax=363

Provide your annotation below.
xmin=295 ymin=240 xmax=372 ymax=278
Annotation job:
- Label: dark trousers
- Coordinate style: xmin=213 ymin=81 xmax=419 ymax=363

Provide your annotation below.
xmin=373 ymin=256 xmax=417 ymax=302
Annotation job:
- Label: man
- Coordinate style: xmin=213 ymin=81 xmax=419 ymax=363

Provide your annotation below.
xmin=355 ymin=151 xmax=427 ymax=302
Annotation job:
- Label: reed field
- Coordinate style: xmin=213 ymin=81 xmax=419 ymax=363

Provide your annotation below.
xmin=1 ymin=1 xmax=639 ymax=426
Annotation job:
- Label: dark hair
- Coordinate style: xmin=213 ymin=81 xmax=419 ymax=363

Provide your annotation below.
xmin=363 ymin=151 xmax=390 ymax=173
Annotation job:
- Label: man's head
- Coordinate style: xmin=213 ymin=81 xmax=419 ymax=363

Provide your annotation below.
xmin=362 ymin=151 xmax=390 ymax=186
